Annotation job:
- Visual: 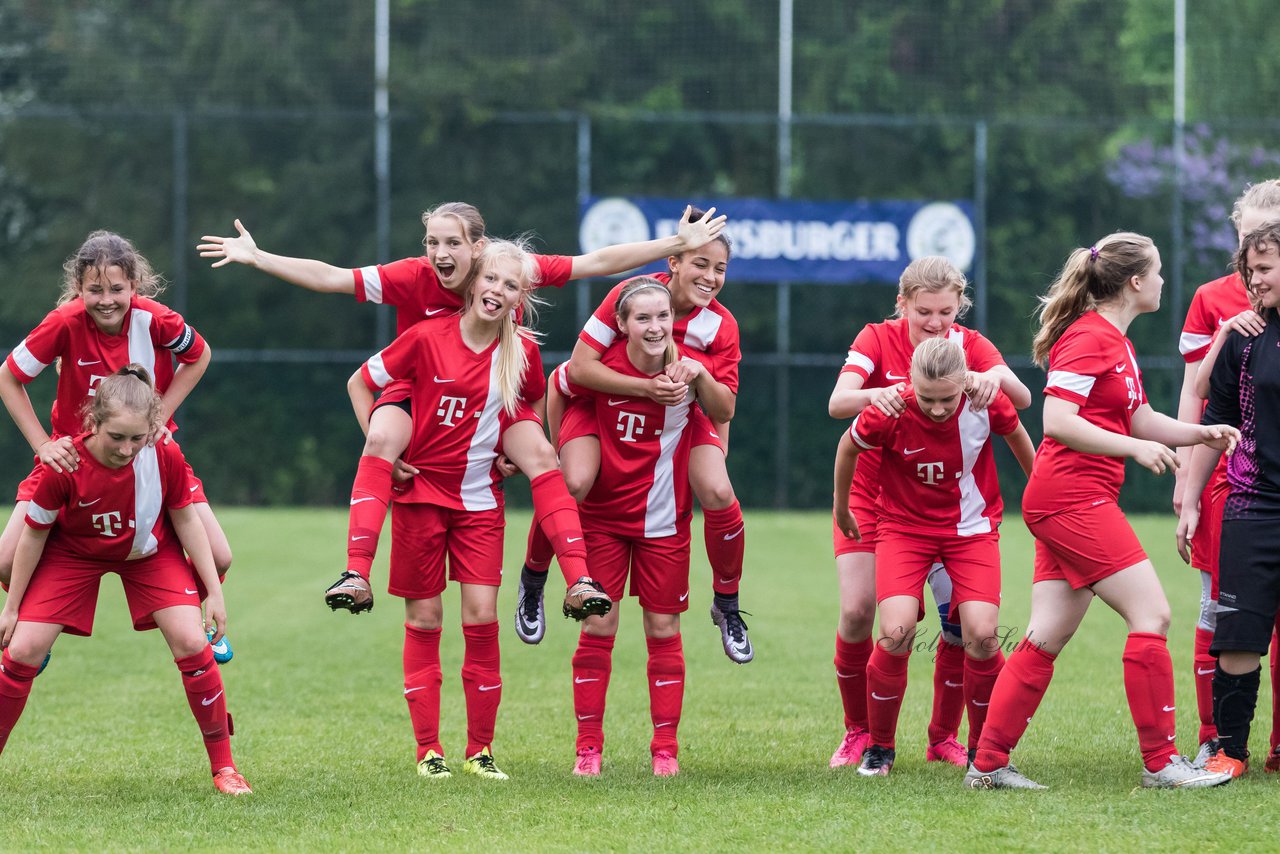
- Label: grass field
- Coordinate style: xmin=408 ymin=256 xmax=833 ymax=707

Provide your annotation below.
xmin=3 ymin=508 xmax=1277 ymax=852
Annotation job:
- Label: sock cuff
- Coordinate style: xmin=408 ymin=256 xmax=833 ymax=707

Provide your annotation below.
xmin=871 ymin=644 xmax=911 ymax=674
xmin=405 ymin=624 xmax=443 ymax=643
xmin=701 ymin=502 xmax=743 ymax=526
xmin=1125 ymin=631 xmax=1168 ymax=645
xmin=175 ymin=646 xmax=216 ymax=673
xmin=358 ymin=455 xmax=395 ymax=475
xmin=835 ymin=634 xmax=873 ymax=656
xmin=965 ymin=650 xmax=1005 ymax=673
xmin=645 ymin=633 xmax=682 ymax=654
xmin=461 ymin=621 xmax=500 ymax=641
xmin=1015 ymin=637 xmax=1057 ymax=663
xmin=0 ymin=650 xmax=40 ymax=680
xmin=579 ymin=631 xmax=617 ymax=651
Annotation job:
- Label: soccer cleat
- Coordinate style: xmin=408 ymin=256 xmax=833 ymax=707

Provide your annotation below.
xmin=463 ymin=747 xmax=509 ymax=780
xmin=1201 ymin=750 xmax=1249 ymax=781
xmin=573 ymin=747 xmax=602 ymax=777
xmin=1143 ymin=753 xmax=1233 ymax=788
xmin=1193 ymin=738 xmax=1220 ymax=768
xmin=829 ymin=727 xmax=871 ymax=768
xmin=563 ymin=577 xmax=612 ymax=621
xmin=709 ymin=603 xmax=754 ymax=664
xmin=1264 ymin=745 xmax=1280 ymax=773
xmin=652 ymin=751 xmax=680 ymax=777
xmin=207 ymin=630 xmax=234 ymax=665
xmin=857 ymin=744 xmax=895 ymax=777
xmin=212 ymin=767 xmax=252 ymax=795
xmin=926 ymin=736 xmax=969 ymax=768
xmin=416 ymin=750 xmax=452 ymax=779
xmin=514 ymin=576 xmax=546 ymax=645
xmin=325 ymin=571 xmax=374 ymax=614
xmin=964 ymin=762 xmax=1047 ymax=790
xmin=37 ymin=651 xmax=51 ymax=676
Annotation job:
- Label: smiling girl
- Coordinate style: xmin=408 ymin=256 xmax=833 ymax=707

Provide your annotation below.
xmin=0 ymin=365 xmax=249 ymax=795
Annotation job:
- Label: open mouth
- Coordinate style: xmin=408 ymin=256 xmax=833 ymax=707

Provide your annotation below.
xmin=435 ymin=261 xmax=456 ymax=279
xmin=480 ymin=296 xmax=503 ymax=312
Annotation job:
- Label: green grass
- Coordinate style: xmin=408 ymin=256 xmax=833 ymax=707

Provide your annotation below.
xmin=3 ymin=509 xmax=1277 ymax=852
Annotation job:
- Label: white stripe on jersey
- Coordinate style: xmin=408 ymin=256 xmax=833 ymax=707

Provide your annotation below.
xmin=583 ymin=315 xmax=617 ymax=351
xmin=1179 ymin=331 xmax=1212 ymax=356
xmin=130 ymin=445 xmax=163 ymax=558
xmin=9 ymin=339 xmax=48 ymax=379
xmin=459 ymin=348 xmax=504 ymax=512
xmin=682 ymin=309 xmax=723 ymax=352
xmin=848 ymin=415 xmax=876 ymax=451
xmin=955 ymin=406 xmax=993 ymax=536
xmin=1123 ymin=342 xmax=1145 ymax=405
xmin=26 ymin=500 xmax=58 ymax=526
xmin=127 ymin=309 xmax=158 ymax=379
xmin=554 ymin=362 xmax=571 ymax=396
xmin=643 ymin=394 xmax=691 ymax=538
xmin=360 ymin=266 xmax=384 ymax=304
xmin=366 ymin=352 xmax=393 ymax=388
xmin=1046 ymin=370 xmax=1096 ymax=399
xmin=844 ymin=350 xmax=874 ymax=375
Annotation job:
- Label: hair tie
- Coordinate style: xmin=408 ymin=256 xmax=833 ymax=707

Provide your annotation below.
xmin=1088 ymin=246 xmax=1099 ymax=260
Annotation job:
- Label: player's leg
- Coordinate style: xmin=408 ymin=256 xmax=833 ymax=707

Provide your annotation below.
xmin=1193 ymin=569 xmax=1220 ymax=763
xmin=0 ymin=620 xmax=62 ymax=755
xmin=404 ymin=594 xmax=448 ymax=777
xmin=924 ymin=561 xmax=968 ymax=767
xmin=328 ymin=399 xmax=414 ymax=613
xmin=861 ymin=593 xmax=919 ymax=777
xmin=830 ymin=545 xmax=875 ymax=768
xmin=643 ymin=608 xmax=684 ymax=778
xmin=689 ymin=432 xmax=751 ymax=665
xmin=152 ymin=603 xmax=248 ymax=795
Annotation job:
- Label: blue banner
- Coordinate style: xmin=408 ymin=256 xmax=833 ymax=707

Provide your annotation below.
xmin=579 ymin=196 xmax=976 ymax=284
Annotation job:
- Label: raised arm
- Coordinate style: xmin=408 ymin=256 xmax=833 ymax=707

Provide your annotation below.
xmin=828 ymin=370 xmax=907 ymax=420
xmin=568 ymin=339 xmax=688 ymax=406
xmin=569 ymin=206 xmax=727 ymax=279
xmin=198 ymin=219 xmax=355 ymax=295
xmin=1042 ymin=395 xmax=1174 ymax=474
xmin=0 ymin=364 xmax=77 ymax=472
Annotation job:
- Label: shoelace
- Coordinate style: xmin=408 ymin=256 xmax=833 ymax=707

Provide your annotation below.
xmin=722 ymin=609 xmax=751 ymax=642
xmin=519 ymin=585 xmax=542 ymax=621
xmin=473 ymin=754 xmax=498 ymax=772
xmin=423 ymin=756 xmax=449 ymax=774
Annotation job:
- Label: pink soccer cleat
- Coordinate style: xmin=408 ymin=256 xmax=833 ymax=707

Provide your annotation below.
xmin=829 ymin=727 xmax=871 ymax=768
xmin=573 ymin=747 xmax=602 ymax=777
xmin=652 ymin=751 xmax=679 ymax=777
xmin=926 ymin=736 xmax=969 ymax=768
xmin=212 ymin=767 xmax=252 ymax=796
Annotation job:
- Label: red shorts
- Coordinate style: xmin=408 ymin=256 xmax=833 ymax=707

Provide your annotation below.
xmin=388 ymin=502 xmax=504 ymax=600
xmin=875 ymin=530 xmax=1000 ymax=611
xmin=1027 ymin=500 xmax=1147 ymax=589
xmin=371 ymin=379 xmax=414 ymax=413
xmin=833 ymin=491 xmax=879 ymax=556
xmin=1189 ymin=467 xmax=1229 ymax=578
xmin=556 ymin=395 xmax=597 ymax=450
xmin=18 ymin=539 xmax=200 ymax=636
xmin=584 ymin=521 xmax=691 ymax=614
xmin=17 ymin=452 xmax=208 ymax=505
xmin=688 ymin=406 xmax=725 ymax=452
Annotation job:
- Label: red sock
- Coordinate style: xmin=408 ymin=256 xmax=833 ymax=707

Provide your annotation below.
xmin=963 ymin=651 xmax=1005 ymax=750
xmin=928 ymin=640 xmax=967 ymax=744
xmin=1194 ymin=626 xmax=1218 ymax=745
xmin=175 ymin=647 xmax=234 ymax=773
xmin=646 ymin=634 xmax=684 ymax=756
xmin=461 ymin=622 xmax=501 ymax=758
xmin=347 ymin=455 xmax=394 ymax=579
xmin=572 ymin=632 xmax=615 ymax=752
xmin=866 ymin=645 xmax=910 ymax=749
xmin=524 ymin=518 xmax=554 ymax=573
xmin=973 ymin=638 xmax=1056 ymax=772
xmin=1122 ymin=632 xmax=1178 ymax=772
xmin=0 ymin=651 xmax=39 ymax=755
xmin=703 ymin=502 xmax=745 ymax=596
xmin=834 ymin=634 xmax=872 ymax=731
xmin=529 ymin=471 xmax=588 ymax=586
xmin=403 ymin=625 xmax=443 ymax=760
xmin=1270 ymin=620 xmax=1280 ymax=752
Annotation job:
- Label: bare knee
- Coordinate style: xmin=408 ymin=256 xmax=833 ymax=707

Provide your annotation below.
xmin=363 ymin=427 xmax=406 ymax=460
xmin=170 ymin=632 xmax=210 ymax=660
xmin=563 ymin=466 xmax=595 ymax=502
xmin=1129 ymin=606 xmax=1171 ymax=637
xmin=838 ymin=602 xmax=876 ymax=641
xmin=694 ymin=478 xmax=736 ymax=511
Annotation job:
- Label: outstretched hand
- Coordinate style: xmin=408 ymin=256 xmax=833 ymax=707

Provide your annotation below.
xmin=675 ymin=205 xmax=728 ymax=251
xmin=198 ymin=219 xmax=258 ymax=268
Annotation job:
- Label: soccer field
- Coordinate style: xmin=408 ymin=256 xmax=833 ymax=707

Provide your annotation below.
xmin=3 ymin=509 xmax=1274 ymax=852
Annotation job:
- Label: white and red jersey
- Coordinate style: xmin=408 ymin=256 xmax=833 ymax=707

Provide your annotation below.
xmin=838 ymin=319 xmax=1007 ymax=507
xmin=354 ymin=254 xmax=574 ymax=337
xmin=578 ymin=273 xmax=741 ymax=394
xmin=850 ymin=387 xmax=1018 ymax=537
xmin=1179 ymin=273 xmax=1250 ymax=364
xmin=1023 ymin=311 xmax=1146 ymax=519
xmin=360 ymin=315 xmax=543 ymax=511
xmin=557 ymin=343 xmax=696 ymax=539
xmin=25 ymin=434 xmax=193 ymax=561
xmin=5 ymin=296 xmax=205 ymax=439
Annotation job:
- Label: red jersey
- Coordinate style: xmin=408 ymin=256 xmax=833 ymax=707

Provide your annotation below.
xmin=354 ymin=254 xmax=574 ymax=337
xmin=1023 ymin=311 xmax=1145 ymax=518
xmin=1179 ymin=273 xmax=1250 ymax=363
xmin=838 ymin=319 xmax=1006 ymax=507
xmin=25 ymin=435 xmax=193 ymax=561
xmin=360 ymin=315 xmax=543 ymax=511
xmin=559 ymin=343 xmax=696 ymax=539
xmin=5 ymin=296 xmax=205 ymax=439
xmin=578 ymin=273 xmax=741 ymax=394
xmin=850 ymin=387 xmax=1018 ymax=537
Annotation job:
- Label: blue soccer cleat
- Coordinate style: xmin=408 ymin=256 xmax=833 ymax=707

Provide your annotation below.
xmin=207 ymin=630 xmax=234 ymax=664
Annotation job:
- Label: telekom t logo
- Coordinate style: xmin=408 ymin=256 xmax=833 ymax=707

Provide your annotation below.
xmin=616 ymin=412 xmax=646 ymax=443
xmin=91 ymin=511 xmax=123 ymax=536
xmin=916 ymin=461 xmax=945 ymax=485
xmin=86 ymin=374 xmax=109 ymax=397
xmin=437 ymin=396 xmax=467 ymax=426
